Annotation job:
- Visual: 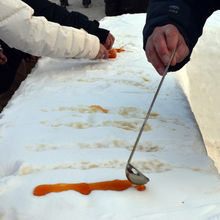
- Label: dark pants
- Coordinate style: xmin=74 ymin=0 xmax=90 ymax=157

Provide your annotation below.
xmin=105 ymin=0 xmax=149 ymax=16
xmin=0 ymin=41 xmax=37 ymax=112
xmin=60 ymin=0 xmax=69 ymax=7
xmin=82 ymin=0 xmax=91 ymax=7
xmin=0 ymin=41 xmax=26 ymax=94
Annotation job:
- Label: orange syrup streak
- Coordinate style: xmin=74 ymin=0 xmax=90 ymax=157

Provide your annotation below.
xmin=89 ymin=105 xmax=109 ymax=113
xmin=33 ymin=179 xmax=146 ymax=196
xmin=115 ymin=47 xmax=125 ymax=53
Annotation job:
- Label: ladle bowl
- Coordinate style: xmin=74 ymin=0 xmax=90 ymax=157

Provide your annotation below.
xmin=126 ymin=163 xmax=150 ymax=185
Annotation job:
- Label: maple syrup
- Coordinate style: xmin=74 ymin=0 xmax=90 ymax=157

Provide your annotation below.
xmin=108 ymin=47 xmax=125 ymax=59
xmin=33 ymin=179 xmax=146 ymax=196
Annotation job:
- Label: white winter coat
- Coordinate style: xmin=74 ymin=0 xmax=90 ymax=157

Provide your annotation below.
xmin=0 ymin=0 xmax=100 ymax=59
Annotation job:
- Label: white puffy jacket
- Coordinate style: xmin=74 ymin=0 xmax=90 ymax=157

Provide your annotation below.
xmin=0 ymin=0 xmax=100 ymax=59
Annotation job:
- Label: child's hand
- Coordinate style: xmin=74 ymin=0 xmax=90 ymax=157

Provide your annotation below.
xmin=104 ymin=33 xmax=115 ymax=50
xmin=25 ymin=55 xmax=40 ymax=63
xmin=94 ymin=44 xmax=109 ymax=59
xmin=0 ymin=48 xmax=7 ymax=64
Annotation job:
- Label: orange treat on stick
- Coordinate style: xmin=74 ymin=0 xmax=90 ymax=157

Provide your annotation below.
xmin=33 ymin=179 xmax=146 ymax=196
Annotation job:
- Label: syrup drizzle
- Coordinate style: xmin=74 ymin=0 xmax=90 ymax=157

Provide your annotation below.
xmin=89 ymin=105 xmax=108 ymax=113
xmin=33 ymin=179 xmax=146 ymax=196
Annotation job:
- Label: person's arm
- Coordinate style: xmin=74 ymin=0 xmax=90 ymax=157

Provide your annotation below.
xmin=0 ymin=0 xmax=101 ymax=59
xmin=22 ymin=0 xmax=110 ymax=45
xmin=143 ymin=0 xmax=217 ymax=72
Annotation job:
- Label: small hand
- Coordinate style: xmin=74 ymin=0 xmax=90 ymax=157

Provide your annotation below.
xmin=0 ymin=49 xmax=7 ymax=64
xmin=145 ymin=24 xmax=189 ymax=75
xmin=25 ymin=55 xmax=40 ymax=63
xmin=104 ymin=33 xmax=115 ymax=50
xmin=94 ymin=44 xmax=109 ymax=59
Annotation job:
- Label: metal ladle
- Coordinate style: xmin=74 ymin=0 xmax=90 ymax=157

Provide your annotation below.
xmin=125 ymin=50 xmax=176 ymax=185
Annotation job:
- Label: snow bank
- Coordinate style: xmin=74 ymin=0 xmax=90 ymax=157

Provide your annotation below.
xmin=176 ymin=11 xmax=220 ymax=172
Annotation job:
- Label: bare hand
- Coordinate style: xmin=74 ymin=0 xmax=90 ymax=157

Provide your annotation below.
xmin=145 ymin=24 xmax=189 ymax=75
xmin=0 ymin=49 xmax=7 ymax=64
xmin=94 ymin=44 xmax=109 ymax=59
xmin=25 ymin=55 xmax=40 ymax=63
xmin=104 ymin=33 xmax=115 ymax=50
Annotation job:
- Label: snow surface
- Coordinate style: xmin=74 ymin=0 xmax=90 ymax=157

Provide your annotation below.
xmin=0 ymin=14 xmax=220 ymax=220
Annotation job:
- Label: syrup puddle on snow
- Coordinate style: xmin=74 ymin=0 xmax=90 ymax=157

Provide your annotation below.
xmin=33 ymin=179 xmax=146 ymax=196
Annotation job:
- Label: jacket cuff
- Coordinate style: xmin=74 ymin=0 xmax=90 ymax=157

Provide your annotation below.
xmin=94 ymin=28 xmax=109 ymax=44
xmin=87 ymin=20 xmax=109 ymax=44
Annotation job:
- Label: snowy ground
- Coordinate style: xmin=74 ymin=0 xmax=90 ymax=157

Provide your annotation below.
xmin=0 ymin=14 xmax=220 ymax=220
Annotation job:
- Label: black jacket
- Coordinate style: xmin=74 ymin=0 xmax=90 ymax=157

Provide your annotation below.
xmin=22 ymin=0 xmax=109 ymax=44
xmin=143 ymin=0 xmax=220 ymax=71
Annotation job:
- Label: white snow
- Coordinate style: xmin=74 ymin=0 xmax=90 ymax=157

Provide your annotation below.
xmin=0 ymin=13 xmax=220 ymax=220
xmin=176 ymin=11 xmax=220 ymax=172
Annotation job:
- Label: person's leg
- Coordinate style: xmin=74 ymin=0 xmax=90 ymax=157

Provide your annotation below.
xmin=0 ymin=41 xmax=37 ymax=112
xmin=118 ymin=0 xmax=149 ymax=14
xmin=104 ymin=0 xmax=119 ymax=16
xmin=82 ymin=0 xmax=91 ymax=8
xmin=60 ymin=0 xmax=69 ymax=7
xmin=0 ymin=41 xmax=25 ymax=94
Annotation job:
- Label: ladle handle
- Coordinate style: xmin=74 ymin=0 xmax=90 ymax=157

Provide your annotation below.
xmin=127 ymin=49 xmax=176 ymax=164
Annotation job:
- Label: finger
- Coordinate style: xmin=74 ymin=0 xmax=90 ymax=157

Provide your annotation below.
xmin=105 ymin=33 xmax=115 ymax=50
xmin=152 ymin=28 xmax=170 ymax=65
xmin=106 ymin=38 xmax=111 ymax=50
xmin=109 ymin=34 xmax=115 ymax=48
xmin=107 ymin=39 xmax=112 ymax=50
xmin=146 ymin=43 xmax=165 ymax=75
xmin=165 ymin=25 xmax=179 ymax=51
xmin=103 ymin=48 xmax=109 ymax=59
xmin=164 ymin=25 xmax=179 ymax=66
xmin=175 ymin=39 xmax=189 ymax=64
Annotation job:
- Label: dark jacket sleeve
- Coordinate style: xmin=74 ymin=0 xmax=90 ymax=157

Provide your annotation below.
xmin=22 ymin=0 xmax=109 ymax=44
xmin=143 ymin=0 xmax=217 ymax=71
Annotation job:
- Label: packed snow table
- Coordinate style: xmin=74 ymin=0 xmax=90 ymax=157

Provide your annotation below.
xmin=0 ymin=14 xmax=220 ymax=220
